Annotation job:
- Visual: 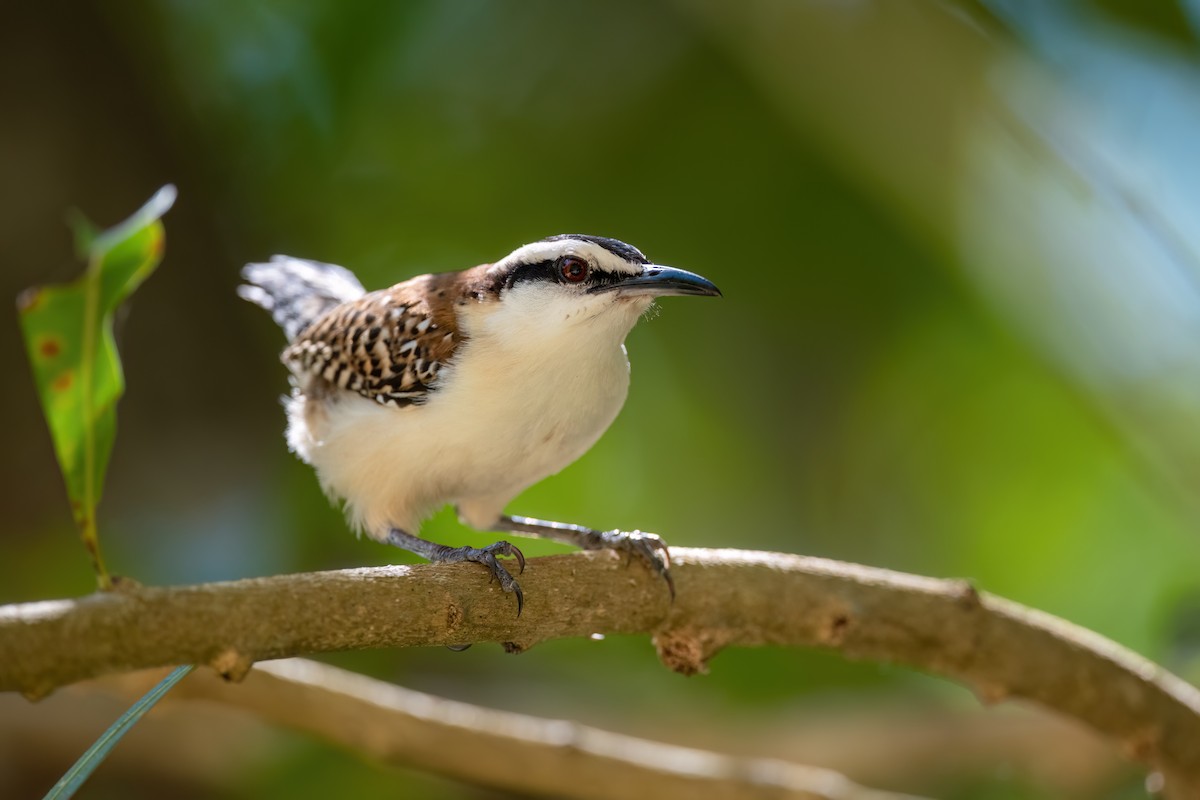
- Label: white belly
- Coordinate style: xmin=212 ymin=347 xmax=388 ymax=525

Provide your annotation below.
xmin=289 ymin=296 xmax=646 ymax=539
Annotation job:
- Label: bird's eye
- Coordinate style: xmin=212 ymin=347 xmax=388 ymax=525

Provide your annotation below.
xmin=557 ymin=256 xmax=589 ymax=283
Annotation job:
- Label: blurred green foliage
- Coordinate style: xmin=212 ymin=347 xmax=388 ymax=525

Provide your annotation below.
xmin=4 ymin=1 xmax=1200 ymax=798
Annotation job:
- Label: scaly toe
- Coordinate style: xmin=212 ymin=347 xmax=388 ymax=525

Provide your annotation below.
xmin=433 ymin=541 xmax=525 ymax=615
xmin=599 ymin=529 xmax=674 ymax=601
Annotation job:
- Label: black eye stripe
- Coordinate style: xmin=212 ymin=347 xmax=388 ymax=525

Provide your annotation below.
xmin=506 ymin=259 xmax=628 ymax=291
xmin=587 ymin=270 xmax=627 ymax=290
xmin=506 ymin=259 xmax=556 ymax=289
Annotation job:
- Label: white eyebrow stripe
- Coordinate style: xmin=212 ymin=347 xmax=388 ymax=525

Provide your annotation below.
xmin=500 ymin=240 xmax=644 ymax=276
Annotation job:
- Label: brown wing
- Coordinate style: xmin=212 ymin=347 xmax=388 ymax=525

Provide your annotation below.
xmin=283 ymin=273 xmax=464 ymax=408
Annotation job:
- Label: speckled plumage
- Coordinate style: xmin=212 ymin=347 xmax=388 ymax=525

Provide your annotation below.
xmin=282 ymin=271 xmax=476 ymax=408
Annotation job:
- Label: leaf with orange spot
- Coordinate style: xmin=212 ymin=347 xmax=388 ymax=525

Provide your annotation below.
xmin=18 ymin=185 xmax=176 ymax=589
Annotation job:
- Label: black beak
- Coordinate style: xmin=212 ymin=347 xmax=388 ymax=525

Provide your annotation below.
xmin=593 ymin=264 xmax=722 ymax=298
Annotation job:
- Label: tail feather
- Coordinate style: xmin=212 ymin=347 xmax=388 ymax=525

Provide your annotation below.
xmin=239 ymin=256 xmax=366 ymax=341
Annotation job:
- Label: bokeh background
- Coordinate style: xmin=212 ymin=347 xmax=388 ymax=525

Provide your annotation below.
xmin=4 ymin=1 xmax=1200 ymax=797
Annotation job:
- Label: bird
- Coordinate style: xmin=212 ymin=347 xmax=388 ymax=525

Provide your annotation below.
xmin=239 ymin=234 xmax=720 ymax=613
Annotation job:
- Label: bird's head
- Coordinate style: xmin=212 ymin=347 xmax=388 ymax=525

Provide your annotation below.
xmin=476 ymin=234 xmax=720 ymax=333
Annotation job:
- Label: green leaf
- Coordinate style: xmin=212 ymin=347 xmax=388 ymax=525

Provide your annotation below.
xmin=43 ymin=665 xmax=196 ymax=800
xmin=18 ymin=185 xmax=176 ymax=589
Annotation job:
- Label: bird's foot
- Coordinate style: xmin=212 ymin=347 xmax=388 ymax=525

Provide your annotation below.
xmin=585 ymin=529 xmax=675 ymax=601
xmin=488 ymin=517 xmax=676 ymax=600
xmin=431 ymin=540 xmax=526 ymax=615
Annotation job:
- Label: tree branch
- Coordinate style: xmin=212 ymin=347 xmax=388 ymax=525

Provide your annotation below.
xmin=2 ymin=548 xmax=1199 ymax=795
xmin=97 ymin=659 xmax=926 ymax=800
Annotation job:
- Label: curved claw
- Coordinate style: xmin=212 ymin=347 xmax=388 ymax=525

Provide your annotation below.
xmin=510 ymin=542 xmax=527 ymax=574
xmin=661 ymin=567 xmax=676 ymax=602
xmin=512 ymin=581 xmax=524 ymax=617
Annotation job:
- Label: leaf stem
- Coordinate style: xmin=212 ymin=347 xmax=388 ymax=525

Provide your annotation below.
xmin=78 ymin=248 xmax=110 ymax=590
